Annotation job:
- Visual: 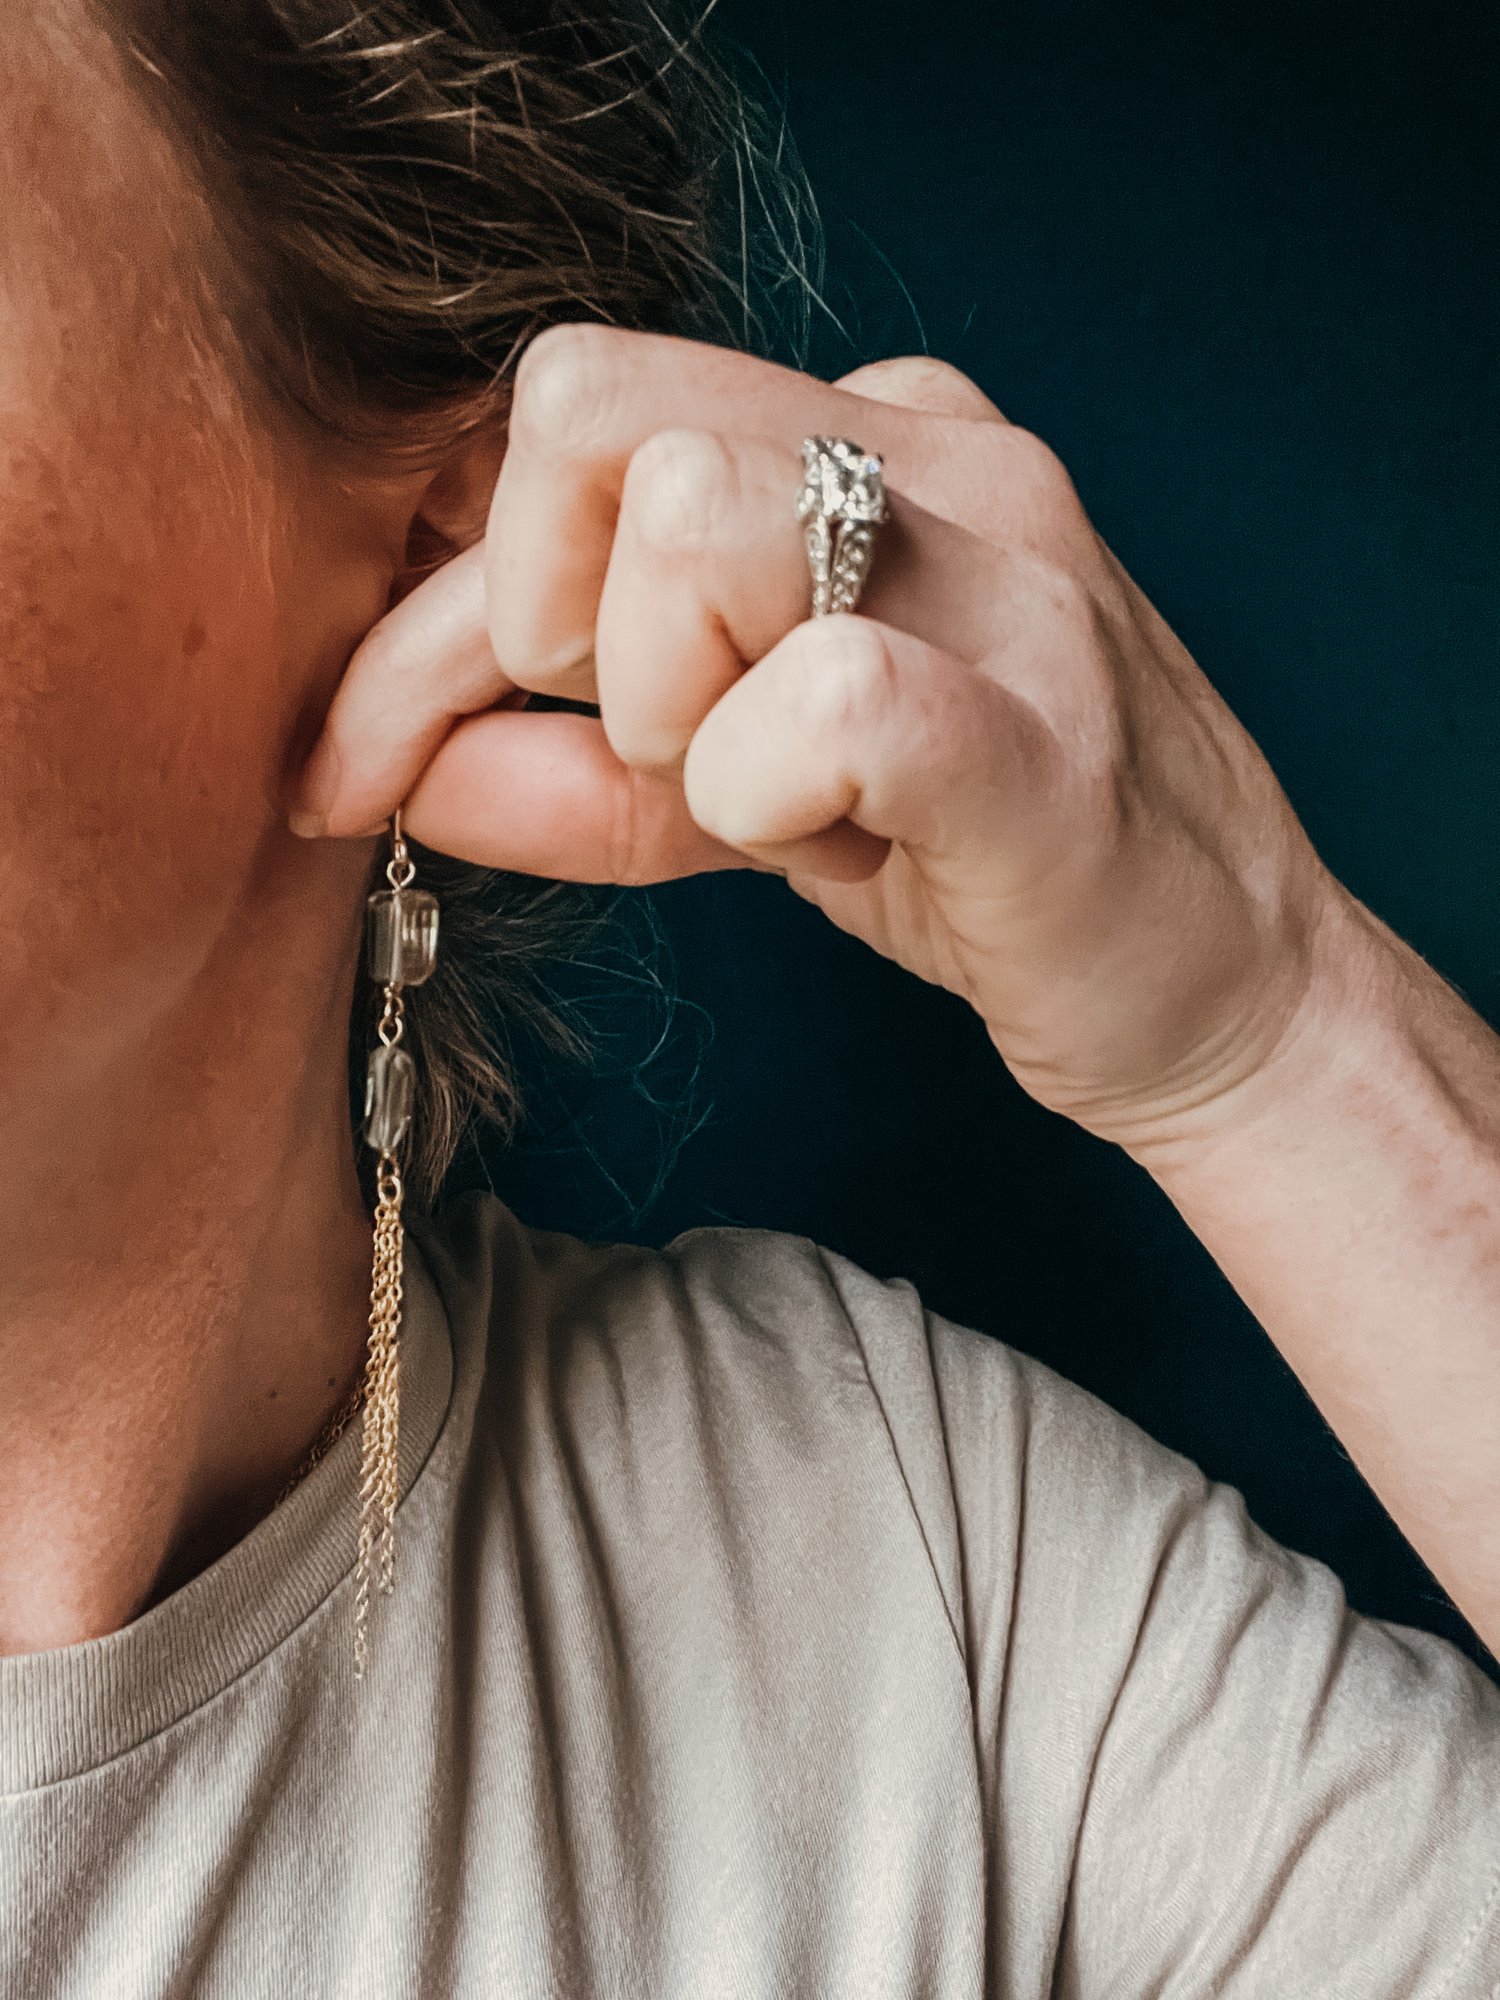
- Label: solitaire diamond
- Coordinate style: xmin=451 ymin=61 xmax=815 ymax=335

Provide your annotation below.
xmin=797 ymin=436 xmax=888 ymax=526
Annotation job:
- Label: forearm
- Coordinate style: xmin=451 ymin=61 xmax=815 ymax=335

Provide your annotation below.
xmin=1130 ymin=879 xmax=1500 ymax=1655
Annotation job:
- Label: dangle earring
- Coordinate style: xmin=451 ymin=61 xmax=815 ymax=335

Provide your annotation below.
xmin=354 ymin=808 xmax=440 ymax=1677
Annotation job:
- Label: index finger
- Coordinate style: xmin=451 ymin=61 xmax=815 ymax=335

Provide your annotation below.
xmin=290 ymin=541 xmax=516 ymax=837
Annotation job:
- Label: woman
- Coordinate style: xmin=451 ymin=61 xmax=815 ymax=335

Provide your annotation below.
xmin=4 ymin=0 xmax=1498 ymax=1993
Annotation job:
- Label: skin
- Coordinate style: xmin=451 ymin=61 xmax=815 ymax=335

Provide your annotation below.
xmin=300 ymin=327 xmax=1500 ymax=1658
xmin=6 ymin=7 xmax=1500 ymax=1660
xmin=0 ymin=8 xmax=479 ymax=1651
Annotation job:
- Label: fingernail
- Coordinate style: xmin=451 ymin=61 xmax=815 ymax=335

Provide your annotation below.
xmin=290 ymin=738 xmax=342 ymax=838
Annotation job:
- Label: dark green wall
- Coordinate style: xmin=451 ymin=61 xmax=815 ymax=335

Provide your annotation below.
xmin=478 ymin=0 xmax=1500 ymax=1671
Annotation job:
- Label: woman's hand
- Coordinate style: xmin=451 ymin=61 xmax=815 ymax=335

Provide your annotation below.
xmin=295 ymin=325 xmax=1500 ymax=1646
xmin=292 ymin=325 xmax=1336 ymax=1156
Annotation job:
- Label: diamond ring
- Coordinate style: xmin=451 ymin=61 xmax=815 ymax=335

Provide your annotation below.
xmin=796 ymin=436 xmax=889 ymax=619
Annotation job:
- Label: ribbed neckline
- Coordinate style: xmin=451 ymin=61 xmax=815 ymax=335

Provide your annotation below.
xmin=0 ymin=1231 xmax=455 ymax=1794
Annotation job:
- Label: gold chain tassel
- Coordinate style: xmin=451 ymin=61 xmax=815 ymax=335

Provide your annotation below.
xmin=354 ymin=1145 xmax=406 ymax=1678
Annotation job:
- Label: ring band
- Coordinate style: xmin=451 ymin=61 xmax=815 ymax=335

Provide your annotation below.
xmin=797 ymin=436 xmax=889 ymax=618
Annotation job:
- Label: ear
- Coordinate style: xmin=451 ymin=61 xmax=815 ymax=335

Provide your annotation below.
xmin=389 ymin=423 xmax=509 ymax=606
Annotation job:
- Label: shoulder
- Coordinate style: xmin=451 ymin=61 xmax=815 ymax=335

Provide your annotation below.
xmin=418 ymin=1192 xmax=1389 ymax=1705
xmin=413 ymin=1192 xmax=1201 ymax=1657
xmin=417 ymin=1188 xmax=917 ymax=1420
xmin=413 ymin=1193 xmax=1036 ymax=1642
xmin=414 ymin=1190 xmax=1220 ymax=1563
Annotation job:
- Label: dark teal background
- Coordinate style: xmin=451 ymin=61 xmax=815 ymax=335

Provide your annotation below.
xmin=475 ymin=0 xmax=1500 ymax=1671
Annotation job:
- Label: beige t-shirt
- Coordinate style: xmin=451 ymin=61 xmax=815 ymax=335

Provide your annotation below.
xmin=3 ymin=1191 xmax=1499 ymax=1997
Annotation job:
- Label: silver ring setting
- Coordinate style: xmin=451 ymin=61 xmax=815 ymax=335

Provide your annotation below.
xmin=797 ymin=435 xmax=888 ymax=618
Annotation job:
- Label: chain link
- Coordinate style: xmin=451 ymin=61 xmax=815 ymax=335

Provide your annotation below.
xmin=354 ymin=1096 xmax=407 ymax=1679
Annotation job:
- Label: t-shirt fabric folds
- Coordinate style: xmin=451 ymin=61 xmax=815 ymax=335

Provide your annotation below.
xmin=2 ymin=1191 xmax=1497 ymax=1997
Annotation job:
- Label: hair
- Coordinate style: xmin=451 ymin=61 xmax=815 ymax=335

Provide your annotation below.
xmin=96 ymin=0 xmax=821 ymax=1210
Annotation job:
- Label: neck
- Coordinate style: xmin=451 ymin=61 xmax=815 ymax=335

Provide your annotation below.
xmin=0 ymin=833 xmax=381 ymax=1657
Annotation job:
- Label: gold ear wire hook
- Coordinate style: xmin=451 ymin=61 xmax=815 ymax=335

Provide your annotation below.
xmin=387 ymin=809 xmax=415 ymax=893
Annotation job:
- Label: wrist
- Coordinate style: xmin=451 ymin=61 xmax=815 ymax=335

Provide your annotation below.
xmin=1119 ymin=873 xmax=1401 ymax=1178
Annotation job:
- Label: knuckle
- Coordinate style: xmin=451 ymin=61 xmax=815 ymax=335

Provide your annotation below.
xmin=1013 ymin=548 xmax=1110 ymax=679
xmin=1010 ymin=547 xmax=1121 ymax=742
xmin=621 ymin=428 xmax=736 ymax=557
xmin=1025 ymin=549 xmax=1096 ymax=633
xmin=605 ymin=703 xmax=685 ymax=777
xmin=999 ymin=426 xmax=1082 ymax=517
xmin=509 ymin=323 xmax=621 ymax=457
xmin=790 ymin=615 xmax=899 ymax=732
xmin=845 ymin=353 xmax=988 ymax=412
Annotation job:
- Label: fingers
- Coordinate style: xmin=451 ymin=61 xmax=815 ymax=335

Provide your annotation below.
xmin=292 ymin=543 xmax=512 ymax=837
xmin=394 ymin=609 xmax=1060 ymax=900
xmin=485 ymin=324 xmax=936 ymax=697
xmin=399 ymin=706 xmax=741 ymax=884
xmin=290 ymin=327 xmax=1038 ymax=846
xmin=300 ymin=421 xmax=1002 ymax=837
xmin=682 ymin=613 xmax=1060 ymax=886
xmin=595 ymin=430 xmax=1000 ymax=773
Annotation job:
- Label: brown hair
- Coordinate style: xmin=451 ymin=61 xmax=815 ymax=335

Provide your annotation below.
xmin=97 ymin=0 xmax=819 ymax=1208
